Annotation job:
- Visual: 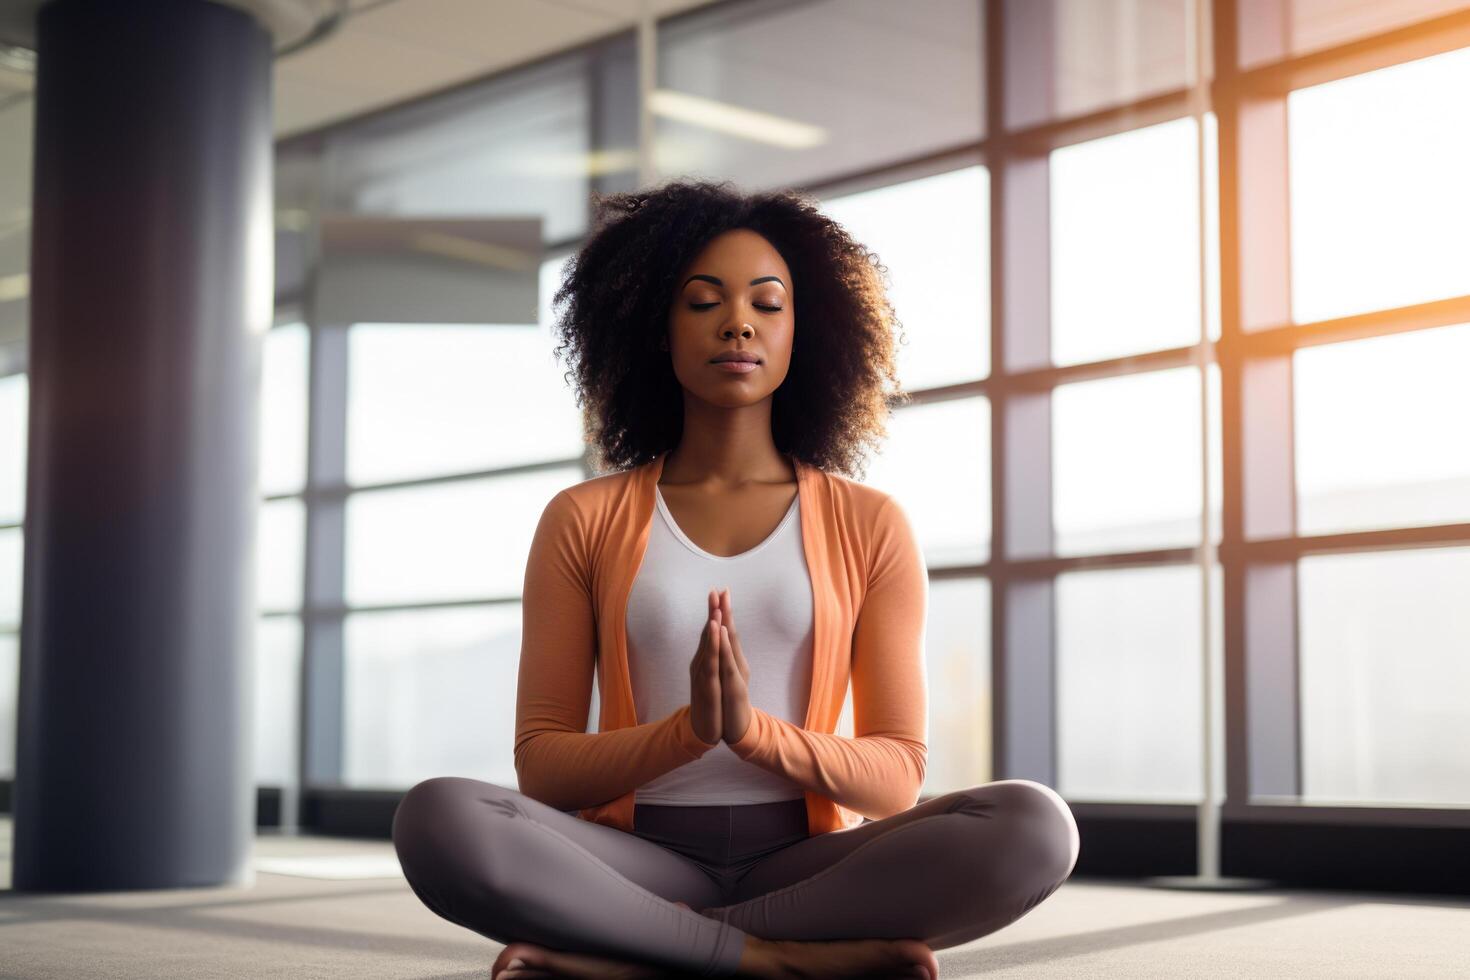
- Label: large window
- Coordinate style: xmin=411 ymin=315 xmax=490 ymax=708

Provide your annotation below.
xmin=6 ymin=0 xmax=1469 ymax=856
xmin=1267 ymin=42 xmax=1470 ymax=806
xmin=991 ymin=0 xmax=1470 ymax=813
xmin=822 ymin=164 xmax=993 ymax=792
xmin=336 ymin=253 xmax=587 ymax=787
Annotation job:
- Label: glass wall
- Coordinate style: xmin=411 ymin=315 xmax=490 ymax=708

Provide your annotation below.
xmin=1278 ymin=41 xmax=1470 ymax=805
xmin=991 ymin=0 xmax=1470 ymax=809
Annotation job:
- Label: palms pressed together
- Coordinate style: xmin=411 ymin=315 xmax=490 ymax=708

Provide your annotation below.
xmin=490 ymin=588 xmax=937 ymax=980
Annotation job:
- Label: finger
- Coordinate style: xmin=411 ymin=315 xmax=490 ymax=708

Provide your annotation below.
xmin=732 ymin=632 xmax=750 ymax=677
xmin=720 ymin=587 xmax=735 ymax=633
xmin=720 ymin=625 xmax=737 ymax=678
xmin=716 ymin=595 xmax=748 ymax=677
xmin=695 ymin=618 xmax=714 ymax=673
xmin=724 ymin=626 xmax=749 ymax=687
xmin=705 ymin=620 xmax=723 ymax=675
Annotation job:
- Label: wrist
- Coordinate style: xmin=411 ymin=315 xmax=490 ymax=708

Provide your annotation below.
xmin=725 ymin=707 xmax=760 ymax=757
xmin=679 ymin=707 xmax=720 ymax=756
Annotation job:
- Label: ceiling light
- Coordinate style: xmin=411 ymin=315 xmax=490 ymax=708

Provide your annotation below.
xmin=649 ymin=89 xmax=828 ymax=149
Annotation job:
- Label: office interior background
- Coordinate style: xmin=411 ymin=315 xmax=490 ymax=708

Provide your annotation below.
xmin=1 ymin=0 xmax=1468 ymax=975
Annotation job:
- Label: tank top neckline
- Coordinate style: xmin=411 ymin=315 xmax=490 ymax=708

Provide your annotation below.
xmin=654 ymin=483 xmax=800 ymax=562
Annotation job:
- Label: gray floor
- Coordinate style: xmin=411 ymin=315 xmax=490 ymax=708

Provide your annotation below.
xmin=2 ymin=817 xmax=1467 ymax=978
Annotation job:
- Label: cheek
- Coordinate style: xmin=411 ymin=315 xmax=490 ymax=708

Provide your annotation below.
xmin=773 ymin=316 xmax=797 ymax=360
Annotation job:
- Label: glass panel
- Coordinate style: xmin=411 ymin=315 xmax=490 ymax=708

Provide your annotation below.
xmin=0 ymin=372 xmax=25 ymax=523
xmin=347 ymin=257 xmax=584 ymax=486
xmin=274 ymin=144 xmax=317 ymax=303
xmin=862 ymin=397 xmax=990 ymax=566
xmin=1051 ymin=116 xmax=1207 ymax=366
xmin=326 ymin=54 xmax=594 ymax=243
xmin=257 ymin=498 xmax=304 ymax=613
xmin=0 ymin=526 xmax=18 ymax=629
xmin=1294 ymin=324 xmax=1470 ymax=535
xmin=345 ymin=465 xmax=583 ymax=606
xmin=0 ymin=92 xmax=32 ymax=363
xmin=1053 ymin=367 xmax=1203 ymax=555
xmin=1299 ymin=548 xmax=1470 ymax=806
xmin=656 ymin=0 xmax=984 ymax=190
xmin=1057 ymin=564 xmax=1202 ymax=802
xmin=1206 ymin=361 xmax=1223 ymax=545
xmin=1005 ymin=0 xmax=1202 ymax=130
xmin=255 ymin=616 xmax=301 ymax=787
xmin=0 ymin=632 xmax=15 ymax=778
xmin=343 ymin=604 xmax=520 ymax=789
xmin=259 ymin=322 xmax=308 ymax=497
xmin=1240 ymin=0 xmax=1470 ymax=68
xmin=1288 ymin=46 xmax=1470 ymax=324
xmin=822 ymin=165 xmax=990 ymax=388
xmin=923 ymin=577 xmax=992 ymax=795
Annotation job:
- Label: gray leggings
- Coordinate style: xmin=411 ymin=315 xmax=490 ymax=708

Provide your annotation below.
xmin=391 ymin=777 xmax=1080 ymax=977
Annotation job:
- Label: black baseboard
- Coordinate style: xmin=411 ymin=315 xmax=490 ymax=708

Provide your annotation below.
xmin=1071 ymin=811 xmax=1470 ymax=898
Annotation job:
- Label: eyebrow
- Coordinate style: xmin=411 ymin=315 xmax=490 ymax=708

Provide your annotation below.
xmin=683 ymin=274 xmax=786 ymax=289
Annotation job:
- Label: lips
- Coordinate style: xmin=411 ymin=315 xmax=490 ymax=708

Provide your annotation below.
xmin=710 ymin=352 xmax=761 ymax=363
xmin=712 ymin=360 xmax=759 ymax=374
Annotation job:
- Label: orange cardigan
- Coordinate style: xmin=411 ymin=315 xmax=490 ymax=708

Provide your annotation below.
xmin=513 ymin=449 xmax=929 ymax=837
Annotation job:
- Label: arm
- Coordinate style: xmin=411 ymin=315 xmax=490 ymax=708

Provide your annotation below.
xmin=514 ymin=489 xmax=716 ymax=811
xmin=727 ymin=495 xmax=929 ymax=820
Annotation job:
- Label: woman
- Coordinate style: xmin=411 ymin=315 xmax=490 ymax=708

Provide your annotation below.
xmin=391 ymin=178 xmax=1080 ymax=979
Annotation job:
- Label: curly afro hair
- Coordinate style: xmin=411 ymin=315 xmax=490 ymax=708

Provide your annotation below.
xmin=549 ymin=176 xmax=910 ymax=480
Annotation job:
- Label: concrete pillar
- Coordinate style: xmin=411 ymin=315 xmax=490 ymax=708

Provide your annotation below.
xmin=13 ymin=0 xmax=273 ymax=890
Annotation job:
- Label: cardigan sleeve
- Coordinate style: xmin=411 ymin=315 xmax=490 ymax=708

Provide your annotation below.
xmin=727 ymin=494 xmax=929 ymax=820
xmin=514 ymin=489 xmax=716 ymax=811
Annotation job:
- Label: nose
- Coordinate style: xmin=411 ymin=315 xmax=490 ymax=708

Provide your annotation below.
xmin=722 ymin=322 xmax=753 ymax=339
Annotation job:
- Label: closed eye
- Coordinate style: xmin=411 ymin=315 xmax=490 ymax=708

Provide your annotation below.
xmin=689 ymin=302 xmax=784 ymax=312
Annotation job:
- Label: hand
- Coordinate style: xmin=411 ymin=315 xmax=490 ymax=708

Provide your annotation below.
xmin=717 ymin=587 xmax=752 ymax=745
xmin=688 ymin=588 xmax=723 ymax=746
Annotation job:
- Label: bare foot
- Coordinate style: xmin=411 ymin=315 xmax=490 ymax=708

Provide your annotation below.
xmin=490 ymin=939 xmax=698 ymax=979
xmin=488 ymin=912 xmax=937 ymax=980
xmin=741 ymin=934 xmax=938 ymax=980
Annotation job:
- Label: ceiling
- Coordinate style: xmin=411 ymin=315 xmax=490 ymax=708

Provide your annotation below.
xmin=0 ymin=0 xmax=720 ymax=360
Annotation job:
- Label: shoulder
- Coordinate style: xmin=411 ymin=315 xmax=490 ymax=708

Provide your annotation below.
xmin=542 ymin=462 xmax=644 ymax=527
xmin=815 ymin=466 xmax=906 ymax=531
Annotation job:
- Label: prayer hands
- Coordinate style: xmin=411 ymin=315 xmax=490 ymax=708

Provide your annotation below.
xmin=687 ymin=587 xmax=752 ymax=746
xmin=716 ymin=588 xmax=752 ymax=745
xmin=688 ymin=588 xmax=724 ymax=745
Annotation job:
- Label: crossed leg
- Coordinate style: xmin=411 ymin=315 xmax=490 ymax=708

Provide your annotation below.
xmin=391 ymin=777 xmax=1079 ymax=976
xmin=701 ymin=780 xmax=1081 ymax=951
xmin=391 ymin=776 xmax=745 ymax=976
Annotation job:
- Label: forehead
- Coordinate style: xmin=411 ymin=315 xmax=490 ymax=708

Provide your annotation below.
xmin=684 ymin=228 xmax=790 ymax=277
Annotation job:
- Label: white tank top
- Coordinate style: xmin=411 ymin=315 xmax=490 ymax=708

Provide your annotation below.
xmin=626 ymin=482 xmax=813 ymax=805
